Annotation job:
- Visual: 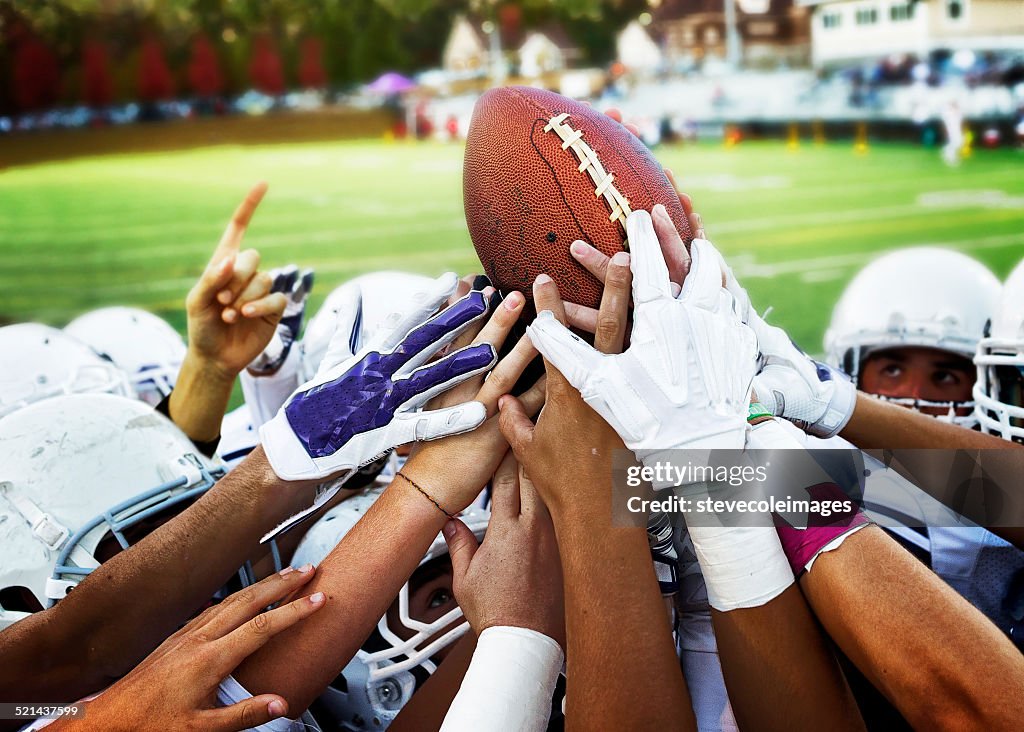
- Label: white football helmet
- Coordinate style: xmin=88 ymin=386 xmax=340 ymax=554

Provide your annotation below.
xmin=293 ymin=485 xmax=489 ymax=731
xmin=299 ymin=271 xmax=436 ymax=382
xmin=824 ymin=248 xmax=999 ymax=426
xmin=0 ymin=323 xmax=134 ymax=418
xmin=0 ymin=394 xmax=222 ymax=630
xmin=974 ymin=258 xmax=1024 ymax=442
xmin=65 ymin=307 xmax=186 ymax=406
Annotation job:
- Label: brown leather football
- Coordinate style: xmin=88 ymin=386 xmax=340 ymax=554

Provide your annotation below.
xmin=463 ymin=86 xmax=691 ymax=310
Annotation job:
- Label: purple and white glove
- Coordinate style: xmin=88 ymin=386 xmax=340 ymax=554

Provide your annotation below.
xmin=262 ymin=272 xmax=495 ymax=482
xmin=248 ymin=265 xmax=315 ymax=376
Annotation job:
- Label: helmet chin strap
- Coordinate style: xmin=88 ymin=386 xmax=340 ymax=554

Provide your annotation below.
xmin=1 ymin=483 xmax=71 ymax=552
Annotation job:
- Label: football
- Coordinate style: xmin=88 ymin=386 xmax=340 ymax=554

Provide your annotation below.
xmin=463 ymin=86 xmax=692 ymax=310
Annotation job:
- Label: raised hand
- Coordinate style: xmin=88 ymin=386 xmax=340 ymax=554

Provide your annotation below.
xmin=443 ymin=451 xmax=565 ymax=648
xmin=184 ymin=182 xmax=289 ymax=380
xmin=262 ymin=273 xmax=498 ymax=481
xmin=527 ymin=210 xmax=758 ymax=480
xmin=399 ymin=287 xmax=547 ymax=514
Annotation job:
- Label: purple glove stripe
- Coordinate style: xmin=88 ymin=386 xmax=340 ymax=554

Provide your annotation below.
xmin=284 ymin=294 xmax=492 ymax=460
xmin=279 ymin=266 xmax=300 ymax=294
xmin=297 ymin=269 xmax=315 ymax=299
xmin=380 ymin=290 xmax=489 ymax=374
xmin=386 ymin=343 xmax=496 ymax=409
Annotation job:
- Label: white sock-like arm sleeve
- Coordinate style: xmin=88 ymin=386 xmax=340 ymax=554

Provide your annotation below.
xmin=440 ymin=626 xmax=563 ymax=732
xmin=240 ymin=349 xmax=302 ymax=430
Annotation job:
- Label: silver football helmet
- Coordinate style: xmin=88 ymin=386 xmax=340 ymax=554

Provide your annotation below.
xmin=292 ymin=485 xmax=489 ymax=731
xmin=824 ymin=247 xmax=999 ymax=427
xmin=0 ymin=394 xmax=222 ymax=630
xmin=0 ymin=323 xmax=134 ymax=418
xmin=65 ymin=306 xmax=186 ymax=406
xmin=300 ymin=271 xmax=436 ymax=382
xmin=974 ymin=258 xmax=1024 ymax=442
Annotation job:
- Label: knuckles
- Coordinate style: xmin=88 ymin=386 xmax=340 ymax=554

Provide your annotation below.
xmin=248 ymin=612 xmax=272 ymax=635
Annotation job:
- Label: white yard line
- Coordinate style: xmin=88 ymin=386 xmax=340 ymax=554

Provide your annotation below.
xmin=735 ymin=232 xmax=1024 ymax=280
xmin=33 ymin=232 xmax=1024 ymax=299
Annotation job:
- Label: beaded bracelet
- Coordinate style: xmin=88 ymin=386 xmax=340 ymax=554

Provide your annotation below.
xmin=397 ymin=471 xmax=455 ymax=519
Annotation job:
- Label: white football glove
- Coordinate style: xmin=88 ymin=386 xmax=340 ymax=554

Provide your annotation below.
xmin=720 ymin=259 xmax=855 ymax=438
xmin=527 ymin=210 xmax=757 ymax=484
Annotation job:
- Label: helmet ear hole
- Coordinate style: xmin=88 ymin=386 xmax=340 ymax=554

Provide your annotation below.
xmin=0 ymin=586 xmax=44 ymax=614
xmin=842 ymin=349 xmax=857 ymax=380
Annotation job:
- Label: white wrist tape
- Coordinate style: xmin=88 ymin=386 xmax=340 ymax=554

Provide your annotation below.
xmin=686 ymin=524 xmax=794 ymax=612
xmin=440 ymin=626 xmax=563 ymax=732
xmin=680 ymin=420 xmax=796 ymax=612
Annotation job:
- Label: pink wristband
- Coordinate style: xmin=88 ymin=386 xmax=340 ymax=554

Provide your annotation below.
xmin=774 ymin=482 xmax=870 ymax=576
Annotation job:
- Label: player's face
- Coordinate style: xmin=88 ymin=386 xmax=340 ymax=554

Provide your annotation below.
xmin=385 ymin=555 xmax=460 ymax=662
xmin=859 ymin=346 xmax=975 ymax=416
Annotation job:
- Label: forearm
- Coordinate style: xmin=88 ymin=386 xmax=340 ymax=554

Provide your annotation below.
xmin=47 ymin=448 xmax=314 ymax=690
xmin=801 ymin=525 xmax=1024 ymax=729
xmin=711 ymin=586 xmax=863 ymax=732
xmin=554 ymin=505 xmax=693 ymax=731
xmin=235 ymin=476 xmax=448 ymax=711
xmin=844 ymin=394 xmax=1024 ymax=547
xmin=0 ymin=610 xmax=82 ymax=712
xmin=841 ymin=393 xmax=1009 ymax=449
xmin=389 ymin=634 xmax=477 ymax=732
xmin=167 ymin=349 xmax=236 ymax=443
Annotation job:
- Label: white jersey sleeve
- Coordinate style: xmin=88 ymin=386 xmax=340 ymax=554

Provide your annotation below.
xmin=239 ymin=347 xmax=302 ymax=430
xmin=217 ymin=674 xmax=320 ymax=732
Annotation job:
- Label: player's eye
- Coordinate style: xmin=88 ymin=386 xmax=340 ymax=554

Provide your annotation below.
xmin=880 ymin=364 xmax=903 ymax=378
xmin=933 ymin=370 xmax=961 ymax=386
xmin=428 ymin=588 xmax=453 ymax=609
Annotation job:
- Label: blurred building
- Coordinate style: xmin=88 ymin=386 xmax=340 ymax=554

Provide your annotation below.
xmin=442 ymin=16 xmax=491 ymax=74
xmin=519 ymin=28 xmax=582 ymax=78
xmin=802 ymin=0 xmax=1024 ymax=67
xmin=442 ymin=15 xmax=579 ymax=79
xmin=617 ymin=20 xmax=665 ymax=73
xmin=651 ymin=0 xmax=812 ymax=68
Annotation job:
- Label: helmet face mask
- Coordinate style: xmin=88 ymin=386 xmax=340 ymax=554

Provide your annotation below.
xmin=974 ymin=337 xmax=1024 ymax=442
xmin=825 ymin=248 xmax=1000 ymax=429
xmin=0 ymin=394 xmax=222 ymax=629
xmin=45 ymin=453 xmax=223 ymax=607
xmin=0 ymin=323 xmax=135 ymax=417
xmin=293 ymin=486 xmax=490 ymax=731
xmin=973 ymin=259 xmax=1024 ymax=443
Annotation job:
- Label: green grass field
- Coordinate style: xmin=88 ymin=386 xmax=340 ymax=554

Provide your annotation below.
xmin=2 ymin=138 xmax=1022 ymax=356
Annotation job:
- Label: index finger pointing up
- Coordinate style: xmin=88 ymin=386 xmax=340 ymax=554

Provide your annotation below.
xmin=211 ymin=181 xmax=268 ymax=265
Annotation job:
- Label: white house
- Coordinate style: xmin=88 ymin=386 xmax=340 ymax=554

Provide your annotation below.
xmin=801 ymin=0 xmax=1024 ymax=66
xmin=519 ymin=32 xmax=565 ymax=78
xmin=442 ymin=16 xmax=489 ymax=74
xmin=617 ymin=20 xmax=664 ymax=72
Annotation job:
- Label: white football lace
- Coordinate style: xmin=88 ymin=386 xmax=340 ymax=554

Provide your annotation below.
xmin=543 ymin=113 xmax=633 ymax=240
